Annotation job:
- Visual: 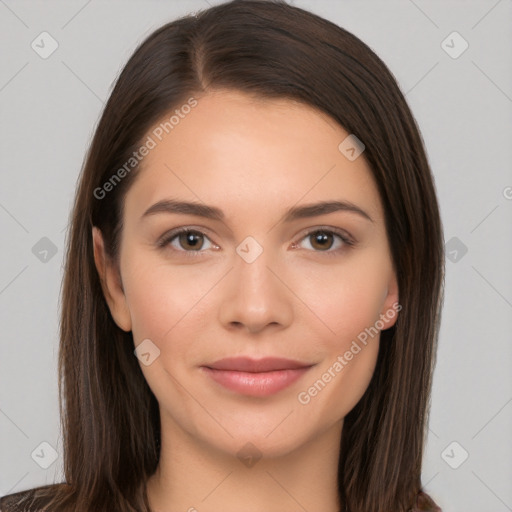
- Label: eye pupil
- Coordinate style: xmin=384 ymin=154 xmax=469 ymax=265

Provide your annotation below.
xmin=180 ymin=231 xmax=203 ymax=250
xmin=311 ymin=231 xmax=333 ymax=250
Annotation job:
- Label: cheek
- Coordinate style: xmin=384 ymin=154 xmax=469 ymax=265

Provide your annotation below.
xmin=296 ymin=278 xmax=383 ymax=420
xmin=292 ymin=256 xmax=391 ymax=416
xmin=314 ymin=341 xmax=380 ymax=421
xmin=293 ymin=255 xmax=391 ymax=347
xmin=123 ymin=260 xmax=208 ymax=401
xmin=123 ymin=256 xmax=215 ymax=341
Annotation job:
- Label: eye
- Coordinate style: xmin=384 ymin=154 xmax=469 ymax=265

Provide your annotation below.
xmin=157 ymin=228 xmax=217 ymax=255
xmin=157 ymin=226 xmax=354 ymax=257
xmin=292 ymin=228 xmax=354 ymax=255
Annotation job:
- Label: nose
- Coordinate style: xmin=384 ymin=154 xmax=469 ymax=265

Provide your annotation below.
xmin=217 ymin=246 xmax=294 ymax=335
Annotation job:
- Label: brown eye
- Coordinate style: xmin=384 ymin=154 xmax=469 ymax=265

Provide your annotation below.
xmin=177 ymin=231 xmax=205 ymax=251
xmin=309 ymin=231 xmax=335 ymax=251
xmin=158 ymin=228 xmax=216 ymax=255
xmin=293 ymin=228 xmax=354 ymax=256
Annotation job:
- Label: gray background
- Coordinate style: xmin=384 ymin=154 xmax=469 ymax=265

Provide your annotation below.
xmin=1 ymin=1 xmax=511 ymax=510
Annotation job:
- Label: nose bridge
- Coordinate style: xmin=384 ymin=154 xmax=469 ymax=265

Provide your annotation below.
xmin=217 ymin=234 xmax=293 ymax=333
xmin=234 ymin=235 xmax=280 ymax=305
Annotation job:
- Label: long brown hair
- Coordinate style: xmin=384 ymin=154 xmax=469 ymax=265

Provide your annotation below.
xmin=1 ymin=1 xmax=444 ymax=510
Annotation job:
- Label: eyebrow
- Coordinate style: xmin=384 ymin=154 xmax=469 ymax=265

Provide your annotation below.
xmin=140 ymin=199 xmax=374 ymax=224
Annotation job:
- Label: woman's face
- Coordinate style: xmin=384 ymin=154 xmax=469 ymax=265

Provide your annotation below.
xmin=93 ymin=89 xmax=399 ymax=458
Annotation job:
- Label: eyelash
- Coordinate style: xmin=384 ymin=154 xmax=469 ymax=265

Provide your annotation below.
xmin=157 ymin=226 xmax=355 ymax=258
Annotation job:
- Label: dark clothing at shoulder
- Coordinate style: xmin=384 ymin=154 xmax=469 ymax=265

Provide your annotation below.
xmin=0 ymin=483 xmax=66 ymax=512
xmin=1 ymin=486 xmax=441 ymax=511
xmin=0 ymin=489 xmax=34 ymax=512
xmin=413 ymin=490 xmax=442 ymax=511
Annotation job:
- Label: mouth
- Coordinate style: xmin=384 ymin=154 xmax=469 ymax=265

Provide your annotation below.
xmin=200 ymin=357 xmax=315 ymax=397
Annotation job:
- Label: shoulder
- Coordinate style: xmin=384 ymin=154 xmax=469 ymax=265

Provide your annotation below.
xmin=0 ymin=483 xmax=69 ymax=512
xmin=411 ymin=490 xmax=442 ymax=511
xmin=0 ymin=489 xmax=33 ymax=512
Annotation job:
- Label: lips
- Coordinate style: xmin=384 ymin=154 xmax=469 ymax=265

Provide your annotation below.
xmin=200 ymin=357 xmax=314 ymax=397
xmin=205 ymin=356 xmax=312 ymax=372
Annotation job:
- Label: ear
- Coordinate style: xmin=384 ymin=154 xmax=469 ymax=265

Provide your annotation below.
xmin=92 ymin=226 xmax=132 ymax=332
xmin=378 ymin=269 xmax=400 ymax=330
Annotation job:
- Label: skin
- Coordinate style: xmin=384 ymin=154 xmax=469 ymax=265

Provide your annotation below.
xmin=92 ymin=89 xmax=399 ymax=512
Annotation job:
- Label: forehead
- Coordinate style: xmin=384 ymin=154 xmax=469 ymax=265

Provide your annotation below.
xmin=123 ymin=89 xmax=383 ymax=224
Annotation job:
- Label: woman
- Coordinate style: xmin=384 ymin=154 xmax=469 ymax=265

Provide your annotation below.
xmin=0 ymin=0 xmax=444 ymax=510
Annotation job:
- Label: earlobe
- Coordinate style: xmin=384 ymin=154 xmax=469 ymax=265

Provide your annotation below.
xmin=92 ymin=226 xmax=132 ymax=332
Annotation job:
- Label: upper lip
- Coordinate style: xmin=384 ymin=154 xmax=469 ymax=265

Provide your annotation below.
xmin=204 ymin=357 xmax=313 ymax=373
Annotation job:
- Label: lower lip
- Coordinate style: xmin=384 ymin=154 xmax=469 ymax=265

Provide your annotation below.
xmin=200 ymin=366 xmax=312 ymax=397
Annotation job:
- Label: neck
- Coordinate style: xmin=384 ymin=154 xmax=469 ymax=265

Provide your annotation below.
xmin=146 ymin=412 xmax=344 ymax=512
